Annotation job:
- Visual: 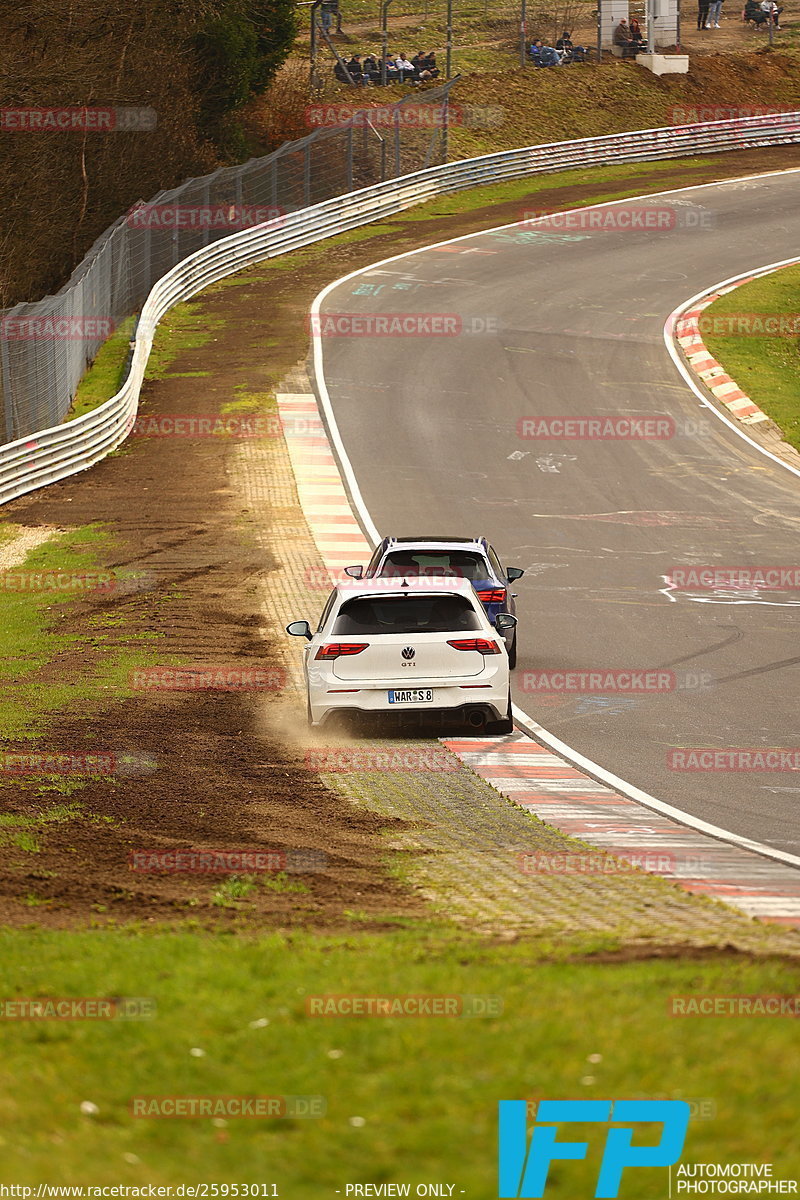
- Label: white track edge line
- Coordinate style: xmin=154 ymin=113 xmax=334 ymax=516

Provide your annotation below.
xmin=310 ymin=169 xmax=800 ymax=873
xmin=512 ymin=706 xmax=800 ymax=869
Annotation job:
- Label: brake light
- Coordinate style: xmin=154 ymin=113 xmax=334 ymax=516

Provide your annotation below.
xmin=476 ymin=588 xmax=506 ymax=604
xmin=314 ymin=643 xmax=368 ymax=660
xmin=447 ymin=639 xmax=501 ymax=654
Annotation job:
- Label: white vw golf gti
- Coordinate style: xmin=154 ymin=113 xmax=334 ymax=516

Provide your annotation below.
xmin=287 ymin=577 xmax=515 ymax=732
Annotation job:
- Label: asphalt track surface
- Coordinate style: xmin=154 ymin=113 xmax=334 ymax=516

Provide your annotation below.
xmin=314 ymin=171 xmax=800 ymax=858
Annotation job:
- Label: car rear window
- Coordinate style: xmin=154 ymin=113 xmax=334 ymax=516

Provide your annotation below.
xmin=333 ymin=595 xmax=482 ymax=635
xmin=379 ymin=550 xmax=490 ymax=582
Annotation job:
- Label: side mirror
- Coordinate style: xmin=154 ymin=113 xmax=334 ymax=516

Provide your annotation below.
xmin=286 ymin=620 xmax=312 ymax=639
xmin=495 ymin=613 xmax=518 ymax=633
xmin=506 ymin=567 xmax=525 ymax=581
xmin=344 ymin=565 xmax=363 ymax=579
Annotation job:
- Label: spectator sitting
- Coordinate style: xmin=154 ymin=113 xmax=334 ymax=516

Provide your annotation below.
xmin=531 ymin=39 xmax=561 ymax=65
xmin=362 ymin=53 xmax=380 ymax=83
xmin=629 ymin=17 xmax=648 ymax=46
xmin=346 ymin=55 xmax=365 ymax=84
xmin=743 ymin=0 xmax=768 ymax=22
xmin=613 ymin=18 xmax=639 ymax=55
xmin=380 ymin=55 xmax=400 ymax=82
xmin=410 ymin=50 xmax=436 ymax=80
xmin=334 ymin=59 xmax=350 ymax=83
xmin=423 ymin=51 xmax=440 ymax=77
xmin=395 ymin=52 xmax=417 ymax=81
xmin=556 ymin=29 xmax=589 ymax=61
xmin=761 ymin=0 xmax=782 ymax=23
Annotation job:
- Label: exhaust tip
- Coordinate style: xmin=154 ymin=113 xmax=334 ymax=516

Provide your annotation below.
xmin=467 ymin=709 xmax=486 ymax=728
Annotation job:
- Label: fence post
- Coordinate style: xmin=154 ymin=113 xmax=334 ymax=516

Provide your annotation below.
xmin=442 ymin=88 xmax=449 ymax=164
xmin=201 ymin=181 xmax=212 ymax=247
xmin=347 ymin=127 xmax=354 ymax=191
xmin=271 ymin=150 xmax=280 ymax=211
xmin=304 ymin=139 xmax=312 ymax=207
xmin=0 ymin=331 xmax=15 ymax=444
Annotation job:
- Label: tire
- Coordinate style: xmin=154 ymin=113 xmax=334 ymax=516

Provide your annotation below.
xmin=486 ymin=691 xmax=514 ymax=735
xmin=507 ymin=632 xmax=517 ymax=670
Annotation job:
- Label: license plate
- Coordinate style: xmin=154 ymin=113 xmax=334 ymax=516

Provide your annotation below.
xmin=388 ymin=689 xmax=433 ymax=705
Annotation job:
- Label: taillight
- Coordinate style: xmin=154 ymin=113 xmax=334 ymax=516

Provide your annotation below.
xmin=476 ymin=588 xmax=506 ymax=604
xmin=314 ymin=643 xmax=368 ymax=660
xmin=447 ymin=638 xmax=501 ymax=655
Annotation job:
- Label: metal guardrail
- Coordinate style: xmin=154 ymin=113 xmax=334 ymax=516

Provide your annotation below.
xmin=1 ymin=111 xmax=798 ymax=508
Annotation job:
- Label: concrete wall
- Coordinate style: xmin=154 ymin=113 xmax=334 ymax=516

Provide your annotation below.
xmin=601 ymin=0 xmax=630 ymax=46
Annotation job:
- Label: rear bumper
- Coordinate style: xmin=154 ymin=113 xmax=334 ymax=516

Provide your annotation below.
xmin=308 ymin=681 xmax=508 ymax=728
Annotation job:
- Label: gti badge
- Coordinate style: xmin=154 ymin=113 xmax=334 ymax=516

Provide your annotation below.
xmin=402 ymin=647 xmax=416 ymax=660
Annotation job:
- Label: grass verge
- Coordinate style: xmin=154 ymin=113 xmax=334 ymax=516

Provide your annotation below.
xmin=702 ymin=262 xmax=800 ymax=452
xmin=0 ymin=524 xmax=162 ymax=743
xmin=0 ymin=927 xmax=798 ymax=1184
xmin=67 ymin=318 xmax=136 ymax=421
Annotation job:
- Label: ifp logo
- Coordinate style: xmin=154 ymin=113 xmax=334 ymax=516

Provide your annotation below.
xmin=498 ymin=1099 xmax=690 ymax=1198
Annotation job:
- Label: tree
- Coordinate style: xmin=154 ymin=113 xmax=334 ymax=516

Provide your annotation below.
xmin=192 ymin=0 xmax=297 ymax=131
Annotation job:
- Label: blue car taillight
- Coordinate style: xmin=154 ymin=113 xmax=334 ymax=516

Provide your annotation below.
xmin=476 ymin=587 xmax=506 ymax=605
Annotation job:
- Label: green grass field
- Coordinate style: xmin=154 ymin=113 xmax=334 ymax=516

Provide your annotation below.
xmin=0 ymin=927 xmax=798 ymax=1187
xmin=703 ymin=263 xmax=800 ymax=453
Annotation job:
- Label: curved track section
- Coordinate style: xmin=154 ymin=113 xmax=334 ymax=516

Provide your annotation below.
xmin=312 ymin=171 xmax=800 ymax=858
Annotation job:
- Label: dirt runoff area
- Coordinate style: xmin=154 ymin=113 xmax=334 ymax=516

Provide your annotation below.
xmin=2 ymin=146 xmax=799 ymax=933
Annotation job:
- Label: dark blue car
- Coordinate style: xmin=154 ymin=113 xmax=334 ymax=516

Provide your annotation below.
xmin=345 ymin=536 xmax=524 ymax=667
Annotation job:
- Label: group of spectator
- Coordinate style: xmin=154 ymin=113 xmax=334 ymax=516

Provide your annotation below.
xmin=742 ymin=0 xmax=782 ymax=25
xmin=612 ymin=17 xmax=648 ymax=54
xmin=529 ymin=31 xmax=591 ymax=65
xmin=335 ymin=50 xmax=440 ymax=85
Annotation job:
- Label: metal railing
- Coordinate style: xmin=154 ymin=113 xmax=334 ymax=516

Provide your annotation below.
xmin=1 ymin=110 xmax=798 ymax=508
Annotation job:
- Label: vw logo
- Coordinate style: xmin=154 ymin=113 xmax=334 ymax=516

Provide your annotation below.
xmin=401 ymin=647 xmax=415 ymax=660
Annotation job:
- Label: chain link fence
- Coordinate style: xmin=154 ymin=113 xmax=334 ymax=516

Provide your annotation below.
xmin=0 ymin=80 xmax=457 ymax=446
